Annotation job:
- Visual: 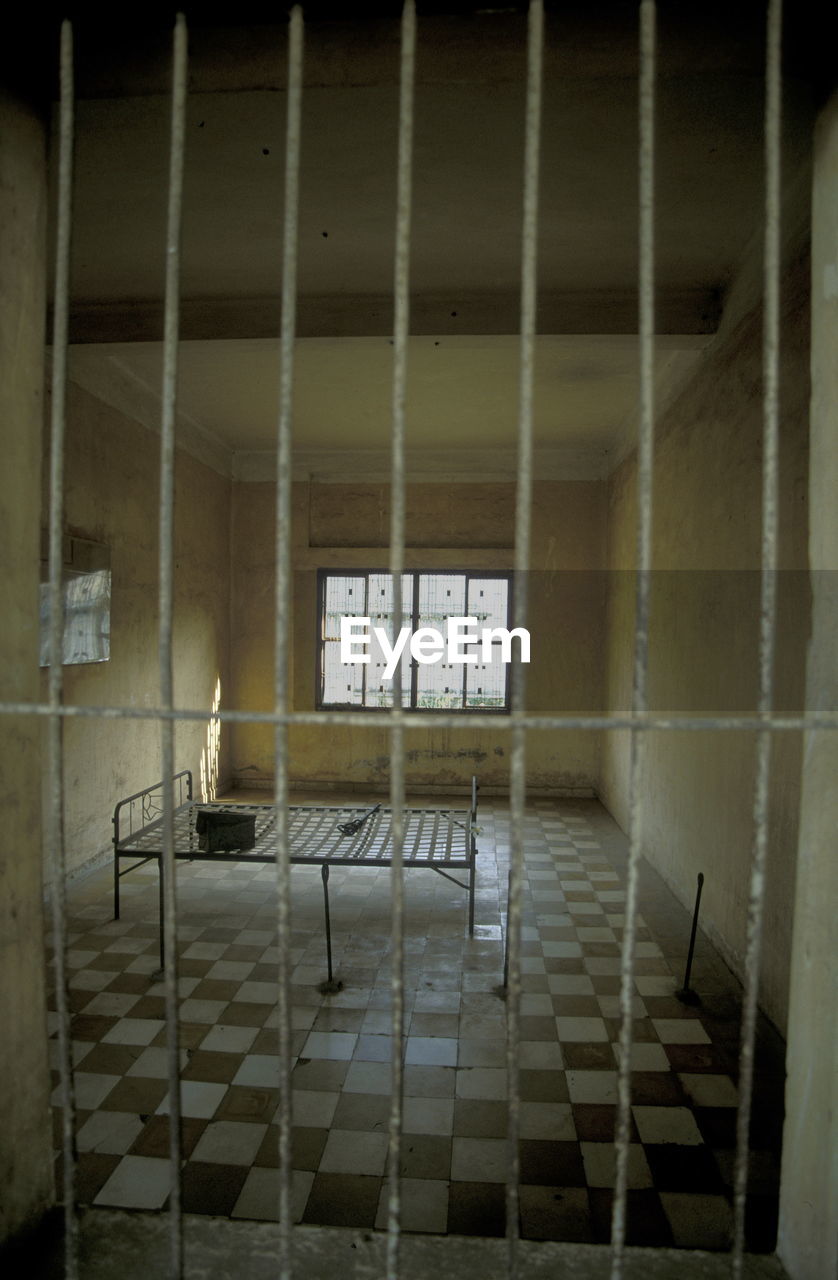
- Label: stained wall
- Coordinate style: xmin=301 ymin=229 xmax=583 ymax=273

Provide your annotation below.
xmin=229 ymin=477 xmax=606 ymax=795
xmin=777 ymin=89 xmax=838 ymax=1280
xmin=600 ymin=253 xmax=811 ymax=1036
xmin=0 ymin=91 xmax=52 ymax=1243
xmin=43 ymin=380 xmax=232 ymax=877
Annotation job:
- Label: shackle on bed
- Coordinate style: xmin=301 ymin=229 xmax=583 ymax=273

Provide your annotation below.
xmin=337 ymin=803 xmax=381 ymax=836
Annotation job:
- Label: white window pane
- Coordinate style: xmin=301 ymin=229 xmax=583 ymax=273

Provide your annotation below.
xmin=322 ymin=638 xmax=364 ymax=705
xmin=368 ymin=572 xmax=412 ymax=628
xmin=324 ymin=576 xmax=366 ymax=641
xmin=418 ymin=573 xmax=466 ymax=624
xmin=416 ymin=659 xmax=464 ymax=709
xmin=467 ymin=577 xmax=508 ymax=630
xmin=465 ymin=650 xmax=507 ymax=708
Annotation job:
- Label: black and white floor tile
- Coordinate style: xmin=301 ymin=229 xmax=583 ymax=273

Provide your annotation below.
xmin=47 ymin=794 xmax=785 ymax=1250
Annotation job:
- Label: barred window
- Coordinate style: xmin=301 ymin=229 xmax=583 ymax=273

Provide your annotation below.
xmin=316 ymin=570 xmax=516 ymax=711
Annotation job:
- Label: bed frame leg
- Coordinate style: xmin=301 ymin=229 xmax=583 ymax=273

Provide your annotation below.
xmin=323 ymin=864 xmax=333 ymax=981
xmin=468 ymin=775 xmax=478 ymax=935
xmin=318 ymin=863 xmax=343 ymax=995
xmin=502 ymin=866 xmax=512 ymax=989
xmin=114 ymin=852 xmax=120 ymax=920
xmin=468 ymin=852 xmax=476 ymax=936
xmin=157 ymin=857 xmax=165 ymax=973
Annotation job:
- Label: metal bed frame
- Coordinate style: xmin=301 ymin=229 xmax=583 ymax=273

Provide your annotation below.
xmin=112 ymin=770 xmax=479 ymax=988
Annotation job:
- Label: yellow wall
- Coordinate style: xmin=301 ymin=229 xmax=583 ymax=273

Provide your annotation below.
xmin=778 ymin=91 xmax=838 ymax=1276
xmin=600 ymin=254 xmax=811 ymax=1035
xmin=230 ymin=477 xmax=606 ymax=794
xmin=0 ymin=90 xmax=52 ymax=1243
xmin=43 ymin=381 xmax=232 ymax=875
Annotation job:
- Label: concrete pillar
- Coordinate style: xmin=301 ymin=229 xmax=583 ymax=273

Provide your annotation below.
xmin=777 ymin=89 xmax=838 ymax=1280
xmin=0 ymin=92 xmax=52 ymax=1240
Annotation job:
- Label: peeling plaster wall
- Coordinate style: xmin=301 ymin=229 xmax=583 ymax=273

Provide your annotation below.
xmin=600 ymin=255 xmax=811 ymax=1036
xmin=230 ymin=478 xmax=605 ymax=794
xmin=778 ymin=90 xmax=838 ymax=1280
xmin=0 ymin=90 xmax=53 ymax=1244
xmin=43 ymin=381 xmax=232 ymax=876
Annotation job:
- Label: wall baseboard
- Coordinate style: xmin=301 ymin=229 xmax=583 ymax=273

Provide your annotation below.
xmin=230 ymin=776 xmax=596 ymax=800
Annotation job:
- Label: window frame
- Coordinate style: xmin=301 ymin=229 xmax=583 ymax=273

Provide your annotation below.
xmin=315 ymin=568 xmax=515 ymax=714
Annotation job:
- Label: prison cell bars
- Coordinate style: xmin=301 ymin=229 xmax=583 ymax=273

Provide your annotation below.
xmin=733 ymin=1 xmax=784 ymax=1273
xmin=610 ymin=2 xmax=656 ymax=1272
xmin=157 ymin=17 xmax=188 ymax=1277
xmin=29 ymin=1 xmax=800 ymax=1277
xmin=46 ymin=19 xmax=78 ymax=1280
xmin=504 ymin=2 xmax=544 ymax=1276
xmin=272 ymin=10 xmax=304 ymax=1276
xmin=384 ymin=3 xmax=417 ymax=1275
xmin=15 ymin=704 xmax=837 ymax=730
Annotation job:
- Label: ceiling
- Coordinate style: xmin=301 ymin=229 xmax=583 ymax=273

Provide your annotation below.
xmin=67 ymin=335 xmax=706 ymax=479
xmin=52 ymin=2 xmax=821 ymax=480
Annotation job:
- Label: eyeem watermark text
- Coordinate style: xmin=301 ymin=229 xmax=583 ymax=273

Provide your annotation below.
xmin=340 ymin=616 xmax=530 ymax=681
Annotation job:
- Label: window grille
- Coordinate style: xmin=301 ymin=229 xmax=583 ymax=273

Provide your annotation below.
xmin=316 ymin=570 xmax=515 ymax=710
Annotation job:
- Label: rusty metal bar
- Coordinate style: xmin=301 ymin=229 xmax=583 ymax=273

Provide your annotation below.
xmin=46 ymin=19 xmax=78 ymax=1280
xmin=272 ymin=8 xmax=304 ymax=1277
xmin=732 ymin=2 xmax=783 ymax=1273
xmin=384 ymin=4 xmax=416 ymax=1275
xmin=2 ymin=701 xmax=835 ymax=733
xmin=157 ymin=15 xmax=188 ymax=1277
xmin=505 ymin=3 xmax=544 ymax=1276
xmin=610 ymin=2 xmax=656 ymax=1273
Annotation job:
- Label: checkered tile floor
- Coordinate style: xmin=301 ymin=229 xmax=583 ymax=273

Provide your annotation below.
xmin=47 ymin=795 xmax=785 ymax=1249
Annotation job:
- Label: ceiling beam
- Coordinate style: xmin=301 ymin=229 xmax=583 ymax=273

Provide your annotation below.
xmin=66 ymin=288 xmax=720 ymax=344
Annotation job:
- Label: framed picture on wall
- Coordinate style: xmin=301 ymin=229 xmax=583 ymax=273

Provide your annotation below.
xmin=39 ymin=533 xmax=111 ymax=666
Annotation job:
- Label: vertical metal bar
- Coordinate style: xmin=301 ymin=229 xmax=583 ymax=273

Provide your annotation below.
xmin=362 ymin=573 xmax=370 ymax=706
xmin=321 ymin=864 xmax=334 ymax=985
xmin=411 ymin=574 xmax=420 ymax=710
xmin=158 ymin=859 xmax=165 ymax=971
xmin=610 ymin=3 xmax=656 ymax=1272
xmin=385 ymin=5 xmax=416 ymax=1276
xmin=468 ymin=832 xmax=476 ymax=935
xmin=732 ymin=2 xmax=782 ymax=1272
xmin=273 ymin=9 xmax=304 ymax=1279
xmin=47 ymin=20 xmax=78 ymax=1280
xmin=506 ymin=3 xmax=543 ymax=1275
xmin=676 ymin=871 xmax=705 ymax=1002
xmin=157 ymin=15 xmax=188 ymax=1277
